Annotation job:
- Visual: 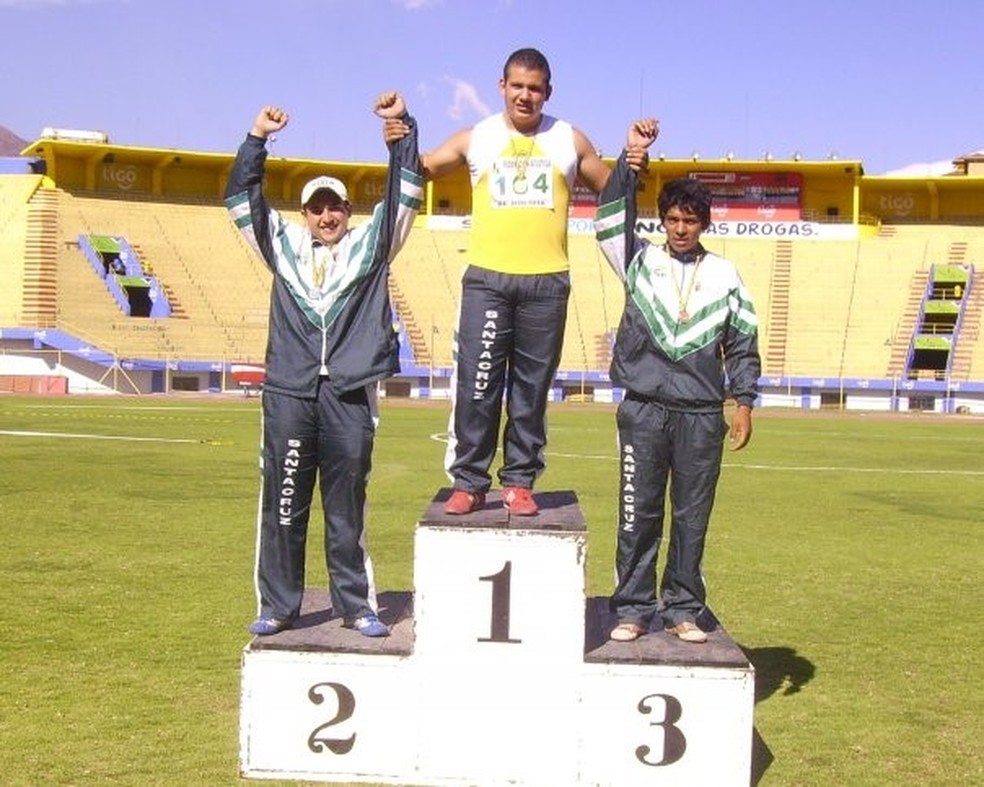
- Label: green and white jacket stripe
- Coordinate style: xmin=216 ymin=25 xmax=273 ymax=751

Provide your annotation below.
xmin=595 ymin=154 xmax=761 ymax=411
xmin=225 ymin=117 xmax=423 ymax=397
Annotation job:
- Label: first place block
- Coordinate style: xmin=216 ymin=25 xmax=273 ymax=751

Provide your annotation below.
xmin=412 ymin=490 xmax=589 ymax=786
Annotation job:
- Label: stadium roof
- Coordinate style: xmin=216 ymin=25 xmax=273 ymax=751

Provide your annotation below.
xmin=18 ymin=136 xmax=388 ymax=204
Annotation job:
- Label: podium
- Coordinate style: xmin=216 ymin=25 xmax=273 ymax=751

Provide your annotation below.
xmin=240 ymin=490 xmax=755 ymax=785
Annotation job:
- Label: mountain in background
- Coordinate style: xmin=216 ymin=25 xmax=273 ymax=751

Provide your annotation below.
xmin=0 ymin=125 xmax=29 ymax=156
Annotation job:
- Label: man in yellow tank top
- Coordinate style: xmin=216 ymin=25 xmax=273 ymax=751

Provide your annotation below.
xmin=388 ymin=48 xmax=611 ymax=515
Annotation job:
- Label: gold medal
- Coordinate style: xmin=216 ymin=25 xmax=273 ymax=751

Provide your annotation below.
xmin=312 ymin=244 xmax=330 ymax=289
xmin=668 ymin=244 xmax=704 ymax=326
xmin=510 ymin=134 xmax=535 ymax=195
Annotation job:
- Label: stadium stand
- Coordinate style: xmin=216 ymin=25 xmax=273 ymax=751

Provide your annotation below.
xmin=782 ymin=240 xmax=856 ymax=376
xmin=0 ymin=175 xmax=43 ymax=325
xmin=708 ymin=239 xmax=783 ymax=375
xmin=9 ymin=187 xmax=982 ymax=389
xmin=849 ymin=233 xmax=928 ymax=379
xmin=959 ymin=278 xmax=984 ymax=380
xmin=3 ymin=132 xmax=984 ymax=409
xmin=7 ymin=183 xmax=984 ymax=386
xmin=56 ymin=190 xmax=271 ymax=362
xmin=566 ymin=234 xmax=626 ymax=373
xmin=391 ymin=229 xmax=468 ymax=369
xmin=21 ymin=185 xmax=59 ymax=326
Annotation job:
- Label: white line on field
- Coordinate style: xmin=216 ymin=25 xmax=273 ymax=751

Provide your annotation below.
xmin=726 ymin=463 xmax=984 ymax=476
xmin=0 ymin=429 xmax=201 ymax=444
xmin=12 ymin=404 xmax=250 ymax=412
xmin=428 ymin=434 xmax=984 ymax=476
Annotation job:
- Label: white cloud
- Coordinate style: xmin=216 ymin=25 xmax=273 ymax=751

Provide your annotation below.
xmin=444 ymin=77 xmax=491 ymax=121
xmin=880 ymin=160 xmax=955 ymax=177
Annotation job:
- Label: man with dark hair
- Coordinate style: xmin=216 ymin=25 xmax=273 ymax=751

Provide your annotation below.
xmin=503 ymin=46 xmax=552 ymax=82
xmin=386 ymin=47 xmax=610 ymax=516
xmin=226 ymin=93 xmax=423 ymax=638
xmin=595 ymin=122 xmax=761 ymax=643
xmin=658 ymin=177 xmax=712 ymax=230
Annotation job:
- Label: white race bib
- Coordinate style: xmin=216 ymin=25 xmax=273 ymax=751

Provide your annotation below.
xmin=489 ymin=156 xmax=554 ymax=208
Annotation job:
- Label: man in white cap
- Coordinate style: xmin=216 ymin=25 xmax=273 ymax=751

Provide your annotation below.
xmin=298 ymin=174 xmax=351 ymax=252
xmin=225 ymin=92 xmax=423 ymax=638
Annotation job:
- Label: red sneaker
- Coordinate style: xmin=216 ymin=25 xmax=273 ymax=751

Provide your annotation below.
xmin=502 ymin=486 xmax=538 ymax=516
xmin=444 ymin=489 xmax=486 ymax=515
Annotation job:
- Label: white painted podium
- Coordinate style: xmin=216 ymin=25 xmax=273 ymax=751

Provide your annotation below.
xmin=240 ymin=489 xmax=755 ymax=785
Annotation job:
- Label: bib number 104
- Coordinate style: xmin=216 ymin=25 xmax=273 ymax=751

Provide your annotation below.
xmin=494 ymin=171 xmax=549 ymax=199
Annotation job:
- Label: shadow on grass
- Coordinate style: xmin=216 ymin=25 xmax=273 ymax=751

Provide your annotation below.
xmin=742 ymin=645 xmax=816 ymax=785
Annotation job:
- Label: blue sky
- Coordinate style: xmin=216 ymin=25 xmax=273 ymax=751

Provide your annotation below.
xmin=1 ymin=0 xmax=982 ymax=175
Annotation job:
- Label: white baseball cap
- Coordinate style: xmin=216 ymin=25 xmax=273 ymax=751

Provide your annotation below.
xmin=300 ymin=175 xmax=348 ymax=207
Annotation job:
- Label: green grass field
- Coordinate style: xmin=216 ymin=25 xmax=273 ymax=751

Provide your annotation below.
xmin=1 ymin=396 xmax=981 ymax=785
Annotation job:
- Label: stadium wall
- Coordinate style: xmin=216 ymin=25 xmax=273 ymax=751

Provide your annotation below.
xmin=2 ymin=336 xmax=983 ymax=412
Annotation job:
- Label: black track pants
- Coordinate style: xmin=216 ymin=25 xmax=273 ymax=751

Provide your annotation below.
xmin=445 ymin=266 xmax=570 ymax=492
xmin=253 ymin=383 xmax=378 ymax=623
xmin=611 ymin=397 xmax=727 ymax=627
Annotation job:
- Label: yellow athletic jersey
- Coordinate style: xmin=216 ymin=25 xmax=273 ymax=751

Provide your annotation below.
xmin=467 ymin=113 xmax=578 ymax=274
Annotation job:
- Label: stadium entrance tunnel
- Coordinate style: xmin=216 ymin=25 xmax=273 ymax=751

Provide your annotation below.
xmin=910 ymin=348 xmax=949 ymax=379
xmin=117 ymin=276 xmax=153 ymax=317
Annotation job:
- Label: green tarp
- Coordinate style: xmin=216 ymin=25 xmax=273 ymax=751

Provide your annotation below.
xmin=115 ymin=275 xmax=150 ymax=288
xmin=89 ymin=235 xmax=121 ymax=254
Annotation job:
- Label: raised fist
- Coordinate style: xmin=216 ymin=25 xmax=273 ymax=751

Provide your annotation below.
xmin=251 ymin=106 xmax=289 ymax=139
xmin=627 ymin=118 xmax=659 ymax=150
xmin=373 ymin=91 xmax=407 ymax=119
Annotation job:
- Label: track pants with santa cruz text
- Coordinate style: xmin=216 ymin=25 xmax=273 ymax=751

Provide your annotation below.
xmin=612 ymin=395 xmax=728 ymax=628
xmin=254 ymin=382 xmax=379 ymax=624
xmin=444 ymin=265 xmax=570 ymax=493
